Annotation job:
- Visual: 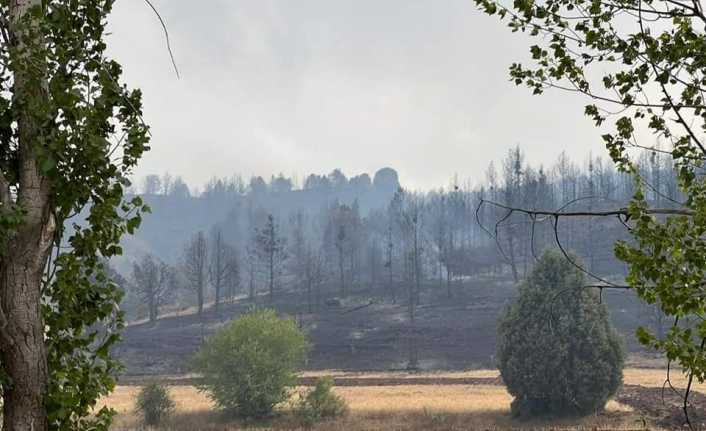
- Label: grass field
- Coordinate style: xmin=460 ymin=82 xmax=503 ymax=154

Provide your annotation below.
xmin=100 ymin=367 xmax=705 ymax=430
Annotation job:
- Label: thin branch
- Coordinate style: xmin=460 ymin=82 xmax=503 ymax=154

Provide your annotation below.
xmin=637 ymin=0 xmax=706 ymax=157
xmin=682 ymin=336 xmax=705 ymax=430
xmin=142 ymin=0 xmax=180 ymax=79
xmin=479 ymin=199 xmax=694 ymax=217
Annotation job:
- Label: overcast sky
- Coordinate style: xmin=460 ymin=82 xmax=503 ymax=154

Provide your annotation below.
xmin=106 ymin=0 xmax=605 ymax=191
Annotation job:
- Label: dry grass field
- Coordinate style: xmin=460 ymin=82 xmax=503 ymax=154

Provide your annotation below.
xmin=99 ymin=367 xmax=706 ymax=431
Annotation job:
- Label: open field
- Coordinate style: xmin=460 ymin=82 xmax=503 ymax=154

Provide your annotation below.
xmin=101 ymin=367 xmax=706 ymax=430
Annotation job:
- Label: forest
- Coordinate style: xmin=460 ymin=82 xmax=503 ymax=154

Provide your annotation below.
xmin=118 ymin=148 xmax=677 ymax=324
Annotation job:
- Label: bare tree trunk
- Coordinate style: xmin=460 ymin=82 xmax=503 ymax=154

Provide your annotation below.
xmin=197 ymin=280 xmax=204 ymax=314
xmin=446 ymin=269 xmax=452 ymax=299
xmin=507 ymin=235 xmax=520 ymax=282
xmin=148 ymin=293 xmax=157 ymax=323
xmin=249 ymin=269 xmax=255 ymax=301
xmin=338 ymin=249 xmax=345 ymax=297
xmin=269 ymin=249 xmax=274 ymax=304
xmin=214 ymin=280 xmax=221 ymax=314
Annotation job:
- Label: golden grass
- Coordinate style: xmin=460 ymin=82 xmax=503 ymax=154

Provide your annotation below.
xmin=623 ymin=367 xmax=706 ymax=392
xmin=101 ymin=368 xmax=678 ymax=430
xmin=300 ymin=369 xmax=501 ymax=379
xmin=104 ymin=384 xmax=641 ymax=431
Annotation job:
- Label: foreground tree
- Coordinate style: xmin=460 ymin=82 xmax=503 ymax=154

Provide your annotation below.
xmin=0 ymin=1 xmax=150 ymax=429
xmin=192 ymin=309 xmax=309 ymax=418
xmin=473 ymin=0 xmax=706 ymax=410
xmin=498 ymin=251 xmax=624 ymax=418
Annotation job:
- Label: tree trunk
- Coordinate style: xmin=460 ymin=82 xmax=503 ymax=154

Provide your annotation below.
xmin=268 ymin=251 xmax=274 ymax=304
xmin=214 ymin=281 xmax=221 ymax=313
xmin=0 ymin=1 xmax=53 ymax=429
xmin=2 ymin=249 xmax=52 ymax=431
xmin=0 ymin=129 xmax=55 ymax=431
xmin=197 ymin=280 xmax=204 ymax=315
xmin=446 ymin=269 xmax=452 ymax=299
xmin=338 ymin=252 xmax=345 ymax=297
xmin=507 ymin=235 xmax=520 ymax=282
xmin=148 ymin=294 xmax=156 ymax=322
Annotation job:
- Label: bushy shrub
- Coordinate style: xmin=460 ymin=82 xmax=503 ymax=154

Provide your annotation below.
xmin=294 ymin=377 xmax=348 ymax=426
xmin=497 ymin=250 xmax=624 ymax=419
xmin=135 ymin=382 xmax=175 ymax=426
xmin=192 ymin=308 xmax=309 ymax=418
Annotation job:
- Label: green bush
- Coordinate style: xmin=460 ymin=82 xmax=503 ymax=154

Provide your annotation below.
xmin=497 ymin=250 xmax=624 ymax=419
xmin=135 ymin=382 xmax=175 ymax=426
xmin=294 ymin=377 xmax=348 ymax=426
xmin=192 ymin=308 xmax=310 ymax=418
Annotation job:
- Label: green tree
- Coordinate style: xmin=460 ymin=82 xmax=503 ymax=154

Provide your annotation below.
xmin=135 ymin=382 xmax=175 ymax=427
xmin=192 ymin=309 xmax=309 ymax=418
xmin=294 ymin=377 xmax=348 ymax=427
xmin=473 ymin=0 xmax=706 ymax=401
xmin=0 ymin=1 xmax=149 ymax=429
xmin=498 ymin=251 xmax=624 ymax=418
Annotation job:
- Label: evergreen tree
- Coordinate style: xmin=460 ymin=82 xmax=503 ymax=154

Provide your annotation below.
xmin=497 ymin=251 xmax=624 ymax=418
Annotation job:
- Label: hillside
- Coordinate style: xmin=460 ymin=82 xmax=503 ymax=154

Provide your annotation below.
xmin=115 ymin=276 xmax=652 ymax=377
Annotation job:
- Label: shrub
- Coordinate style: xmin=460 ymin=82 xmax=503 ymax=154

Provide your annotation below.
xmin=192 ymin=308 xmax=309 ymax=418
xmin=497 ymin=250 xmax=624 ymax=419
xmin=135 ymin=382 xmax=175 ymax=426
xmin=294 ymin=377 xmax=348 ymax=426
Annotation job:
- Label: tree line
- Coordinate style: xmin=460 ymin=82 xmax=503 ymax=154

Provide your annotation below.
xmin=125 ymin=146 xmax=679 ymax=323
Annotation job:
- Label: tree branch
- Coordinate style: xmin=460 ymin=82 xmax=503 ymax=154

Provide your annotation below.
xmin=479 ymin=199 xmax=695 ymax=218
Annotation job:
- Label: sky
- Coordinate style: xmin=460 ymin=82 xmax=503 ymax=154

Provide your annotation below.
xmin=106 ymin=0 xmax=606 ymax=191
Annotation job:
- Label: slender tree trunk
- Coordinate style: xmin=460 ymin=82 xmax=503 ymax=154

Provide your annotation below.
xmin=446 ymin=269 xmax=452 ymax=299
xmin=507 ymin=235 xmax=520 ymax=282
xmin=197 ymin=279 xmax=204 ymax=315
xmin=148 ymin=293 xmax=156 ymax=322
xmin=249 ymin=269 xmax=254 ymax=301
xmin=269 ymin=250 xmax=274 ymax=304
xmin=338 ymin=249 xmax=345 ymax=297
xmin=214 ymin=280 xmax=221 ymax=313
xmin=388 ymin=266 xmax=395 ymax=304
xmin=438 ymin=260 xmax=443 ymax=291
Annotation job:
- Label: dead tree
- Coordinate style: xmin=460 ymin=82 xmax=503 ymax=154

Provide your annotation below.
xmin=132 ymin=254 xmax=172 ymax=323
xmin=184 ymin=231 xmax=209 ymax=315
xmin=254 ymin=214 xmax=287 ymax=304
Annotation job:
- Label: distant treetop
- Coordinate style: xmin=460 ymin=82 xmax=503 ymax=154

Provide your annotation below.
xmin=373 ymin=168 xmax=400 ymax=193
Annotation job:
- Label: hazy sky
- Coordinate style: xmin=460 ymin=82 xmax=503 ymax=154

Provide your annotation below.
xmin=107 ymin=0 xmax=605 ymax=191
